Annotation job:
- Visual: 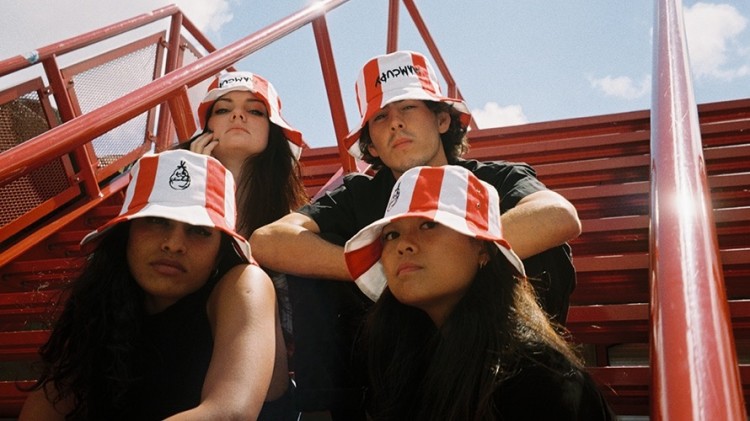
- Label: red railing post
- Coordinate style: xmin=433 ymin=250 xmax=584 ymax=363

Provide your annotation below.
xmin=311 ymin=16 xmax=356 ymax=173
xmin=649 ymin=0 xmax=745 ymax=419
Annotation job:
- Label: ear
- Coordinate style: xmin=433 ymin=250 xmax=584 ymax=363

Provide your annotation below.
xmin=367 ymin=142 xmax=381 ymax=158
xmin=478 ymin=244 xmax=491 ymax=267
xmin=437 ymin=111 xmax=451 ymax=134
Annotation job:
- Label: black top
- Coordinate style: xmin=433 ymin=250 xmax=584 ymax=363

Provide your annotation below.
xmin=494 ymin=354 xmax=616 ymax=420
xmin=300 ymin=159 xmax=545 ymax=245
xmin=123 ymin=282 xmax=215 ymax=420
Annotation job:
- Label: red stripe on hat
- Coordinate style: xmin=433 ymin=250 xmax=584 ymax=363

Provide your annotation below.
xmin=205 ymin=158 xmax=227 ymax=228
xmin=346 ymin=240 xmax=383 ymax=279
xmin=363 ymin=57 xmax=384 ymax=117
xmin=465 ymin=174 xmax=490 ymax=234
xmin=409 ymin=168 xmax=444 ymax=215
xmin=252 ymin=74 xmax=273 ymax=110
xmin=411 ymin=53 xmax=434 ymax=95
xmin=126 ymin=156 xmax=159 ymax=215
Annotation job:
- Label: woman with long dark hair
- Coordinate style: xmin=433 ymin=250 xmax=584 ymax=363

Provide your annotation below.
xmin=183 ymin=71 xmax=309 ymax=419
xmin=19 ymin=150 xmax=277 ymax=420
xmin=344 ymin=165 xmax=614 ymax=420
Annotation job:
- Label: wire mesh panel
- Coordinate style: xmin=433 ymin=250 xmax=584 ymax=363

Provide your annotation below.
xmin=63 ymin=33 xmax=165 ymax=167
xmin=0 ymin=90 xmax=68 ymax=231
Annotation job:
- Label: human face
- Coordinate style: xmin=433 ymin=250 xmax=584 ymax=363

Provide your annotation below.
xmin=366 ymin=100 xmax=451 ymax=178
xmin=380 ymin=217 xmax=487 ymax=327
xmin=206 ymin=90 xmax=271 ymax=164
xmin=127 ymin=217 xmax=222 ymax=314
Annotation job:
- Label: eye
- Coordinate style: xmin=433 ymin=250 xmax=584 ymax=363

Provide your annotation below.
xmin=188 ymin=225 xmax=214 ymax=237
xmin=247 ymin=107 xmax=268 ymax=117
xmin=382 ymin=229 xmax=399 ymax=242
xmin=372 ymin=111 xmax=387 ymax=122
xmin=213 ymin=107 xmax=230 ymax=115
xmin=419 ymin=221 xmax=437 ymax=230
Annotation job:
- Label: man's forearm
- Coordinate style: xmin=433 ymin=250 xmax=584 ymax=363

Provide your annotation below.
xmin=250 ymin=223 xmax=353 ymax=281
xmin=502 ymin=190 xmax=581 ymax=259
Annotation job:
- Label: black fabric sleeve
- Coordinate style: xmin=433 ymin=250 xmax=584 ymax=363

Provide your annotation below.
xmin=494 ymin=364 xmax=615 ymax=420
xmin=458 ymin=159 xmax=547 ymax=213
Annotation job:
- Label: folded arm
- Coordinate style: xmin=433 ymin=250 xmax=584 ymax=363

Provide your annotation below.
xmin=501 ymin=190 xmax=581 ymax=259
xmin=250 ymin=212 xmax=353 ymax=281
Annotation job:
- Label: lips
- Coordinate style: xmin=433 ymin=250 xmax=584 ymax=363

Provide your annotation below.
xmin=150 ymin=259 xmax=187 ymax=276
xmin=396 ymin=262 xmax=421 ymax=277
xmin=391 ymin=137 xmax=412 ymax=149
xmin=227 ymin=126 xmax=250 ymax=134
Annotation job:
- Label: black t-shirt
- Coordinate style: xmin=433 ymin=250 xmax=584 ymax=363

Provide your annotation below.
xmin=299 ymin=159 xmax=545 ymax=245
xmin=123 ymin=282 xmax=215 ymax=420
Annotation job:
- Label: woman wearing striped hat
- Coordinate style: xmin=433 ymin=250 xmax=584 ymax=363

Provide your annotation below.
xmin=185 ymin=71 xmax=309 ymax=418
xmin=187 ymin=71 xmax=308 ymax=237
xmin=344 ymin=165 xmax=614 ymax=420
xmin=20 ymin=150 xmax=277 ymax=420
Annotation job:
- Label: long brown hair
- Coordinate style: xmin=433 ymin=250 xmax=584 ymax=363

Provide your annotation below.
xmin=234 ymin=122 xmax=308 ymax=237
xmin=365 ymin=244 xmax=582 ymax=421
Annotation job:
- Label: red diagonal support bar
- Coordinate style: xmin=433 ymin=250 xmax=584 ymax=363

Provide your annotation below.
xmin=649 ymin=0 xmax=746 ymax=419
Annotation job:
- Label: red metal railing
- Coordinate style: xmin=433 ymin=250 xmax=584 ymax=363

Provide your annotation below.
xmin=649 ymin=0 xmax=745 ymax=419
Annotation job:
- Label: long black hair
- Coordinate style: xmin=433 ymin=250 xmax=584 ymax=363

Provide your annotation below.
xmin=28 ymin=223 xmax=241 ymax=419
xmin=364 ymin=244 xmax=581 ymax=421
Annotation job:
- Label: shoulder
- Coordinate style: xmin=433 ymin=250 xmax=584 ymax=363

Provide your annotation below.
xmin=209 ymin=264 xmax=274 ymax=309
xmin=456 ymin=158 xmax=539 ymax=179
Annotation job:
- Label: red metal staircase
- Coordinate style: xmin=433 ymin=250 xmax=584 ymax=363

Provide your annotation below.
xmin=1 ymin=1 xmax=748 ymax=419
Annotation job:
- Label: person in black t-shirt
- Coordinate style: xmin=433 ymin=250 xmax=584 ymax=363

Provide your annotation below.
xmin=250 ymin=50 xmax=582 ymax=418
xmin=344 ymin=166 xmax=614 ymax=420
xmin=19 ymin=151 xmax=277 ymax=420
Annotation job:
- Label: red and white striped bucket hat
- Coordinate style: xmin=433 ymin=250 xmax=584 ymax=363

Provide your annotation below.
xmin=197 ymin=71 xmax=307 ymax=159
xmin=343 ymin=50 xmax=472 ymax=160
xmin=344 ymin=165 xmax=524 ymax=301
xmin=81 ymin=150 xmax=251 ymax=262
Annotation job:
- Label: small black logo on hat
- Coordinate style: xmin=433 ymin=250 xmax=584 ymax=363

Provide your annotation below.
xmin=169 ymin=160 xmax=191 ymax=190
xmin=386 ymin=183 xmax=400 ymax=213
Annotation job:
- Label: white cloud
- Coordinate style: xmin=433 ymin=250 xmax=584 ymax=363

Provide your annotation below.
xmin=684 ymin=2 xmax=748 ymax=80
xmin=588 ymin=75 xmax=651 ymax=100
xmin=173 ymin=0 xmax=233 ymax=33
xmin=471 ymin=102 xmax=528 ymax=128
xmin=0 ymin=0 xmax=234 ymax=90
xmin=0 ymin=0 xmax=233 ymax=61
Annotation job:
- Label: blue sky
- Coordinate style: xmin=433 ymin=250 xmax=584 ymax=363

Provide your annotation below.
xmin=2 ymin=1 xmax=749 ymax=149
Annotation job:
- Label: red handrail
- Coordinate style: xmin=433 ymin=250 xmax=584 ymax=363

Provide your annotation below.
xmin=0 ymin=0 xmax=350 ymax=187
xmin=649 ymin=0 xmax=745 ymax=419
xmin=0 ymin=5 xmax=182 ymax=77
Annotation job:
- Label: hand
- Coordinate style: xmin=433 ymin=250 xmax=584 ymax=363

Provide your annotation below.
xmin=189 ymin=131 xmax=219 ymax=156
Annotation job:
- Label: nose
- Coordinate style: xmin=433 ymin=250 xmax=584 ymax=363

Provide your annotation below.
xmin=231 ymin=109 xmax=246 ymax=121
xmin=389 ymin=113 xmax=405 ymax=131
xmin=396 ymin=233 xmax=418 ymax=255
xmin=161 ymin=227 xmax=187 ymax=254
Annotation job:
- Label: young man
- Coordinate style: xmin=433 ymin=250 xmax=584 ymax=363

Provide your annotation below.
xmin=250 ymin=50 xmax=581 ymax=418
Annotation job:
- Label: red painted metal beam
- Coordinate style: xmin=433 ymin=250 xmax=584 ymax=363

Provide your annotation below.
xmin=649 ymin=0 xmax=745 ymax=419
xmin=312 ymin=15 xmax=357 ymax=173
xmin=0 ymin=5 xmax=181 ymax=78
xmin=0 ymin=0 xmax=351 ymax=187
